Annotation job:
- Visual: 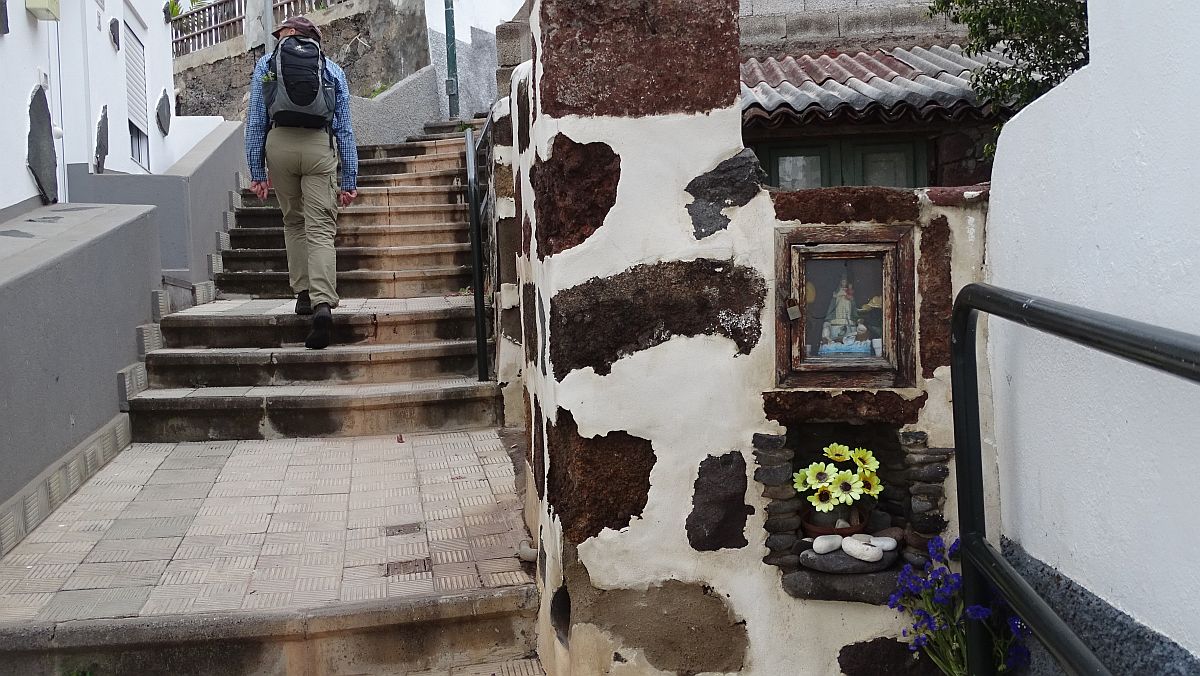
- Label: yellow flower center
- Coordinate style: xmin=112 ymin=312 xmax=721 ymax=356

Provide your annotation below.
xmin=818 ymin=491 xmax=832 ymax=503
xmin=840 ymin=481 xmax=852 ymax=492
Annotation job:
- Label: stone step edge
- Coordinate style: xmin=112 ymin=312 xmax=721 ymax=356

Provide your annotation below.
xmin=147 ymin=339 xmax=483 ymax=364
xmin=215 ymin=267 xmax=472 ymax=280
xmin=235 ymin=204 xmax=466 ymax=215
xmin=0 ymin=585 xmax=536 ymax=653
xmin=221 ymin=243 xmax=471 ymax=258
xmin=229 ymin=222 xmax=469 ymax=233
xmin=160 ymin=304 xmax=481 ymax=328
xmin=128 ymin=380 xmax=500 ymax=409
xmin=238 ymin=184 xmax=466 ymax=197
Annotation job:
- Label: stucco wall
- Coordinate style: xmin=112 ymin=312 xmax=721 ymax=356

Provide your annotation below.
xmin=987 ymin=0 xmax=1200 ymax=661
xmin=424 ymin=0 xmax=523 ymax=120
xmin=511 ymin=1 xmax=994 ymax=672
xmin=0 ymin=204 xmax=159 ymax=507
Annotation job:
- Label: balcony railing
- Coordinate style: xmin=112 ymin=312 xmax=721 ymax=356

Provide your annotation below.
xmin=171 ymin=0 xmax=246 ymax=57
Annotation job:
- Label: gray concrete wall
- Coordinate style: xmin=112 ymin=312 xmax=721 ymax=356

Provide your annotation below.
xmin=68 ymin=121 xmax=245 ymax=286
xmin=429 ymin=26 xmax=499 ymax=120
xmin=739 ymin=0 xmax=965 ymax=55
xmin=0 ymin=203 xmax=159 ymax=506
xmin=350 ymin=65 xmax=442 ymax=145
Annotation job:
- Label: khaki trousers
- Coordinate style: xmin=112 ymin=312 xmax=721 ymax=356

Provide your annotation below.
xmin=265 ymin=127 xmax=340 ymax=308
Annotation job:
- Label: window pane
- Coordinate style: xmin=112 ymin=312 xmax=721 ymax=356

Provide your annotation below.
xmin=778 ymin=154 xmax=823 ymax=189
xmin=861 ymin=150 xmax=910 ymax=187
xmin=804 ymin=258 xmax=885 ymax=359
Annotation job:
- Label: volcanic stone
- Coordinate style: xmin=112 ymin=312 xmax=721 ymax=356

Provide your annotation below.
xmin=899 ymin=431 xmax=929 ymax=446
xmin=765 ymin=533 xmax=797 ymax=551
xmin=905 ymin=450 xmax=953 ymax=466
xmin=909 ymin=512 xmax=947 ymax=533
xmin=765 ymin=498 xmax=803 ymax=515
xmin=909 ymin=482 xmax=944 ymax=498
xmin=762 ymin=485 xmax=797 ymax=500
xmin=799 ymin=548 xmax=899 ymax=574
xmin=908 ymin=464 xmax=950 ymax=482
xmin=763 ymin=552 xmax=800 ymax=570
xmin=752 ymin=433 xmax=787 ymax=451
xmin=792 ymin=538 xmax=814 ymax=555
xmin=872 ymin=527 xmax=905 ymax=542
xmin=865 ymin=509 xmax=892 ymax=532
xmin=753 ymin=448 xmax=792 ymax=465
xmin=782 ymin=569 xmax=901 ymax=604
xmin=911 ymin=496 xmax=937 ymax=514
xmin=903 ymin=547 xmax=931 ymax=568
xmin=764 ymin=515 xmax=802 ymax=533
xmin=754 ymin=464 xmax=793 ymax=487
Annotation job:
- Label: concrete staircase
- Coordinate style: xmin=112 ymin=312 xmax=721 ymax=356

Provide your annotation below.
xmin=128 ymin=130 xmax=501 ymax=443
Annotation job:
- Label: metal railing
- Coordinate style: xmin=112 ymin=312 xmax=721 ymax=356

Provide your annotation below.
xmin=952 ymin=283 xmax=1200 ymax=675
xmin=464 ymin=118 xmax=493 ymax=382
xmin=171 ymin=0 xmax=246 ymax=57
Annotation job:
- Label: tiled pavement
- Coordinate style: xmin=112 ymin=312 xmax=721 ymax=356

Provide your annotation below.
xmin=409 ymin=658 xmax=544 ymax=675
xmin=0 ymin=429 xmax=532 ymax=622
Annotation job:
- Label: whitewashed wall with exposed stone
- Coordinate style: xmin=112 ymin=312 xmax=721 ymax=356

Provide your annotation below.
xmin=509 ymin=0 xmax=993 ymax=673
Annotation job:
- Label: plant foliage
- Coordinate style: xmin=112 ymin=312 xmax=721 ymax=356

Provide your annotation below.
xmin=929 ymin=0 xmax=1089 ymax=112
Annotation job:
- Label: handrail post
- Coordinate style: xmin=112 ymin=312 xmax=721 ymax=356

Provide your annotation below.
xmin=464 ymin=127 xmax=488 ymax=381
xmin=951 ymin=304 xmax=994 ymax=676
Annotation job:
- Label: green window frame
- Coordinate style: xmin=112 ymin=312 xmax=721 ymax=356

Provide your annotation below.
xmin=754 ymin=138 xmax=928 ymax=189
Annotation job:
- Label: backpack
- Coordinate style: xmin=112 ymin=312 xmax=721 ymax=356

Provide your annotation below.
xmin=264 ymin=36 xmax=336 ymax=130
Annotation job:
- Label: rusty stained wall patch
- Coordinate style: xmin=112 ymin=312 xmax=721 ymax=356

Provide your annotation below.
xmin=918 ymin=215 xmax=953 ymax=378
xmin=560 ymin=545 xmax=749 ymax=673
xmin=686 ymin=451 xmax=753 ymax=551
xmin=539 ymin=0 xmax=739 ymax=118
xmin=530 ymin=134 xmax=621 ymax=259
xmin=546 ymin=408 xmax=655 ymax=545
xmin=549 ymin=259 xmax=766 ymax=380
xmin=772 ymin=186 xmax=920 ymax=225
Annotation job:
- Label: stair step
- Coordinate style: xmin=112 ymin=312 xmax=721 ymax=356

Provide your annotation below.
xmin=238 ymin=185 xmax=466 ymax=208
xmin=357 ymin=168 xmax=465 ymax=187
xmin=424 ymin=118 xmax=485 ymax=135
xmin=228 ymin=223 xmax=470 ymax=249
xmin=214 ymin=267 xmax=472 ymax=298
xmin=129 ymin=378 xmax=501 ymax=441
xmin=221 ymin=244 xmax=471 ymax=272
xmin=0 ymin=586 xmax=537 ymax=675
xmin=234 ymin=204 xmax=468 ymax=228
xmin=357 ymin=138 xmax=465 ymax=158
xmin=160 ymin=298 xmax=484 ymax=348
xmin=359 ymin=153 xmax=465 ymax=176
xmin=147 ymin=339 xmax=484 ymax=387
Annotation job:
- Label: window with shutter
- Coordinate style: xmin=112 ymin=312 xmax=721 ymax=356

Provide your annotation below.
xmin=124 ymin=22 xmax=148 ymax=133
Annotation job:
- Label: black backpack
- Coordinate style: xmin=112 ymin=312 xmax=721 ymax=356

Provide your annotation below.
xmin=265 ymin=36 xmax=336 ymax=129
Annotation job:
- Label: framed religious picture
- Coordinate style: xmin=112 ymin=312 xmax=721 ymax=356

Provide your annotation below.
xmin=775 ymin=225 xmax=915 ymax=388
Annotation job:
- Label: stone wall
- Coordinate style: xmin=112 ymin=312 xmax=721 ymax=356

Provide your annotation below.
xmin=511 ymin=0 xmax=994 ymax=673
xmin=428 ymin=26 xmax=499 ymax=120
xmin=176 ymin=0 xmax=429 ymax=121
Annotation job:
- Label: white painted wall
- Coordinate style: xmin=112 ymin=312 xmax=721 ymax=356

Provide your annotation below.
xmin=424 ymin=0 xmax=524 ymax=43
xmin=0 ymin=11 xmax=54 ymax=209
xmin=987 ymin=0 xmax=1200 ymax=657
xmin=1 ymin=0 xmax=222 ymax=211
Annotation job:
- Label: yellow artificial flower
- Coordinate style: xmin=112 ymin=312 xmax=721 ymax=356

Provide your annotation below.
xmin=850 ymin=447 xmax=879 ymax=472
xmin=799 ymin=461 xmax=838 ymax=490
xmin=808 ymin=486 xmax=837 ymax=513
xmin=858 ymin=470 xmax=884 ymax=497
xmin=831 ymin=470 xmax=864 ymax=504
xmin=823 ymin=443 xmax=851 ymax=462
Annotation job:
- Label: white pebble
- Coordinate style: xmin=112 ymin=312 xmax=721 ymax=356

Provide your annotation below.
xmin=870 ymin=536 xmax=898 ymax=551
xmin=841 ymin=537 xmax=884 ymax=562
xmin=850 ymin=534 xmax=872 ymax=542
xmin=813 ymin=534 xmax=843 ymax=554
xmin=835 ymin=519 xmax=851 ymax=528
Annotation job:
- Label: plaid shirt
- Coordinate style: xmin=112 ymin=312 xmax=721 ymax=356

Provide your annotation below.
xmin=245 ymin=51 xmax=359 ymax=191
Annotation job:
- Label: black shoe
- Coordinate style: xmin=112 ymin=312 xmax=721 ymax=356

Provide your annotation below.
xmin=305 ymin=303 xmax=333 ymax=349
xmin=295 ymin=290 xmax=312 ymax=315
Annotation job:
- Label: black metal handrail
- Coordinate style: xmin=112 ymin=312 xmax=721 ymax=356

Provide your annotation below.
xmin=952 ymin=283 xmax=1200 ymax=675
xmin=463 ymin=123 xmax=490 ymax=381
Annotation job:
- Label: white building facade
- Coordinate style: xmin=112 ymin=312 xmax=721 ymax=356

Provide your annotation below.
xmin=1 ymin=0 xmax=222 ymax=214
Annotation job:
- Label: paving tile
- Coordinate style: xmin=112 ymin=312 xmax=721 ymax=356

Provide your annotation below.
xmin=120 ymin=499 xmax=204 ymax=519
xmin=148 ymin=468 xmax=222 ymax=485
xmin=433 ymin=575 xmax=480 ymax=592
xmin=62 ymin=560 xmax=169 ymax=590
xmin=451 ymin=659 xmax=544 ymax=676
xmin=135 ymin=483 xmax=214 ymax=501
xmin=340 ymin=581 xmax=386 ymax=602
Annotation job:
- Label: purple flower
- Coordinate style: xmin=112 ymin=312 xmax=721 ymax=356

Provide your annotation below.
xmin=913 ymin=609 xmax=937 ymax=632
xmin=1005 ymin=643 xmax=1031 ymax=669
xmin=1007 ymin=615 xmax=1030 ymax=638
xmin=912 ymin=634 xmax=930 ymax=650
xmin=965 ymin=605 xmax=992 ymax=621
xmin=948 ymin=538 xmax=961 ymax=558
xmin=927 ymin=536 xmax=947 ymax=561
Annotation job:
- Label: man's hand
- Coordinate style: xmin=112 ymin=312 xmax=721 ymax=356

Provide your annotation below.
xmin=338 ymin=189 xmax=358 ymax=208
xmin=250 ymin=180 xmax=271 ymax=200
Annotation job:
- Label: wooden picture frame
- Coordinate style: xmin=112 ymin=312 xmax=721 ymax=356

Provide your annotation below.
xmin=774 ymin=224 xmax=916 ymax=388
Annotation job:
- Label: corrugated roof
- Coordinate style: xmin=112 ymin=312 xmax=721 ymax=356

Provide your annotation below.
xmin=741 ymin=45 xmax=1013 ymax=127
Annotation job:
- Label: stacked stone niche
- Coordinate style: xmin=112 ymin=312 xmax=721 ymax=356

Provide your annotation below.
xmin=753 ymin=424 xmax=952 ymax=604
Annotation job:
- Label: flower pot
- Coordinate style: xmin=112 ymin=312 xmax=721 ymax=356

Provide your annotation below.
xmin=801 ymin=504 xmax=873 ymax=538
